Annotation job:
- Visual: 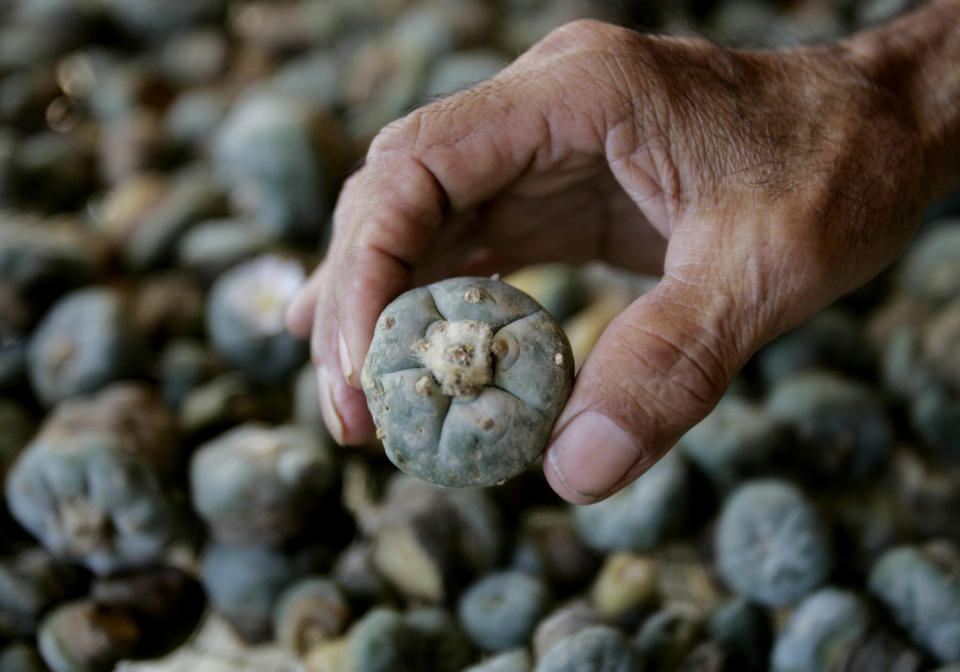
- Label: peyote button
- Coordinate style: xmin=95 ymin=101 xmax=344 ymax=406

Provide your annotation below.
xmin=361 ymin=277 xmax=574 ymax=487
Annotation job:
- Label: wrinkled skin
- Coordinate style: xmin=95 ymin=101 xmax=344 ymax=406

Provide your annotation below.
xmin=288 ymin=7 xmax=960 ymax=502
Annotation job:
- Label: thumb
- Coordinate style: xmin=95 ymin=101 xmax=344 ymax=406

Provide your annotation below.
xmin=543 ymin=277 xmax=755 ymax=504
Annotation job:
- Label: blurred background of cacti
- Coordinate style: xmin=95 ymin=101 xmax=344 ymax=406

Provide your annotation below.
xmin=1 ymin=0 xmax=959 ymax=670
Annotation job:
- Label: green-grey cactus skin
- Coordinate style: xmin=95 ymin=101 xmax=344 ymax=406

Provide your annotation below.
xmin=766 ymin=370 xmax=892 ymax=483
xmin=5 ymin=433 xmax=178 ymax=575
xmin=26 ymin=288 xmax=140 ymax=407
xmin=533 ymin=601 xmax=605 ymax=661
xmin=348 ymin=607 xmax=473 ymax=672
xmin=165 ymin=88 xmax=230 ymax=150
xmin=37 ymin=600 xmax=141 ymax=672
xmin=896 ymin=219 xmax=960 ymax=305
xmin=206 ymin=254 xmax=308 ymax=385
xmin=190 ymin=422 xmax=336 ymax=545
xmin=715 ymin=479 xmax=832 ymax=607
xmin=919 ymin=299 xmax=960 ymax=387
xmin=0 ymin=546 xmax=88 ymax=638
xmin=707 ymin=598 xmax=771 ymax=672
xmin=266 ymin=50 xmax=342 ymax=112
xmin=633 ymin=605 xmax=704 ymax=672
xmin=573 ymin=451 xmax=690 ymax=553
xmin=909 ymin=384 xmax=960 ymax=463
xmin=362 ymin=277 xmax=574 ymax=487
xmin=159 ymin=339 xmax=219 ymax=410
xmin=770 ymin=587 xmax=871 ymax=672
xmin=272 ymin=577 xmax=351 ymax=657
xmin=678 ymin=396 xmax=788 ymax=494
xmin=105 ymin=0 xmax=226 ymax=39
xmin=458 ymin=570 xmax=552 ymax=652
xmin=177 ymin=217 xmax=275 ymax=278
xmin=214 ymin=93 xmax=330 ymax=241
xmin=200 ymin=542 xmax=330 ymax=644
xmin=464 ymin=649 xmax=534 ymax=672
xmin=533 ymin=626 xmax=643 ymax=672
xmin=868 ymin=545 xmax=960 ymax=663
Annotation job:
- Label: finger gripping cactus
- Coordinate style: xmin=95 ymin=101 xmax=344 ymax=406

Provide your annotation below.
xmin=362 ymin=277 xmax=574 ymax=487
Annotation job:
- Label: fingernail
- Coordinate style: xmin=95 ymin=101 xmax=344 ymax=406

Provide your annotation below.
xmin=546 ymin=411 xmax=640 ymax=501
xmin=318 ymin=366 xmax=345 ymax=444
xmin=338 ymin=329 xmax=355 ymax=387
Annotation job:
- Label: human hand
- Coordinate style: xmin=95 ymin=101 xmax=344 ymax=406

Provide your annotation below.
xmin=288 ymin=10 xmax=958 ymax=503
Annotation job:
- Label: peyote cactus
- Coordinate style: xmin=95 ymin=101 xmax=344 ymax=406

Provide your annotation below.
xmin=362 ymin=276 xmax=574 ymax=487
xmin=769 ymin=587 xmax=871 ymax=672
xmin=533 ymin=625 xmax=643 ymax=672
xmin=678 ymin=396 xmax=788 ymax=494
xmin=533 ymin=601 xmax=605 ymax=660
xmin=190 ymin=422 xmax=337 ymax=545
xmin=715 ymin=479 xmax=832 ymax=607
xmin=868 ymin=544 xmax=960 ymax=663
xmin=766 ymin=370 xmax=892 ymax=483
xmin=458 ymin=570 xmax=552 ymax=652
xmin=573 ymin=451 xmax=690 ymax=553
xmin=213 ymin=93 xmax=331 ymax=241
xmin=37 ymin=383 xmax=180 ymax=479
xmin=206 ymin=254 xmax=308 ymax=385
xmin=345 ymin=606 xmax=474 ymax=672
xmin=896 ymin=220 xmax=960 ymax=305
xmin=200 ymin=542 xmax=330 ymax=644
xmin=464 ymin=649 xmax=534 ymax=672
xmin=26 ymin=287 xmax=140 ymax=407
xmin=5 ymin=432 xmax=179 ymax=575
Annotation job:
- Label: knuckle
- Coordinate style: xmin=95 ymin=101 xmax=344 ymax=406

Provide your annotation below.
xmin=366 ymin=112 xmax=422 ymax=158
xmin=530 ymin=18 xmax=632 ymax=62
